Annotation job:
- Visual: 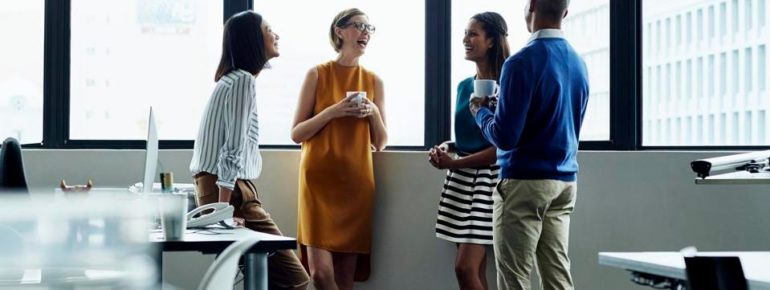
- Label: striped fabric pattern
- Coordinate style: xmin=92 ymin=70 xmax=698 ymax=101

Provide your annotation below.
xmin=435 ymin=163 xmax=500 ymax=245
xmin=190 ymin=69 xmax=262 ymax=190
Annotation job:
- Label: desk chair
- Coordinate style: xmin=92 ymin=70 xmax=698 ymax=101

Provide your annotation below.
xmin=0 ymin=137 xmax=28 ymax=193
xmin=197 ymin=235 xmax=262 ymax=290
xmin=685 ymin=256 xmax=748 ymax=290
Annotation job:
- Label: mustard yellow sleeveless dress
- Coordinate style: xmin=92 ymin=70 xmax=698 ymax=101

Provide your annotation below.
xmin=298 ymin=61 xmax=376 ymax=281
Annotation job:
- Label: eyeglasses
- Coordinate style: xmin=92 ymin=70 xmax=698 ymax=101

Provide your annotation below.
xmin=344 ymin=22 xmax=376 ymax=33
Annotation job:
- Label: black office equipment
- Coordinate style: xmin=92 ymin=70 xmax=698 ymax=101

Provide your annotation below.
xmin=0 ymin=137 xmax=28 ymax=192
xmin=685 ymin=256 xmax=748 ymax=290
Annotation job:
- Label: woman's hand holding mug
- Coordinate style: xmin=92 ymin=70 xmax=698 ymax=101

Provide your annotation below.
xmin=358 ymin=97 xmax=379 ymax=119
xmin=324 ymin=94 xmax=362 ymax=119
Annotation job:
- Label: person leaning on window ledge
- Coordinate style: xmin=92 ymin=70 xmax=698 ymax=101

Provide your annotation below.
xmin=291 ymin=8 xmax=388 ymax=290
xmin=189 ymin=11 xmax=310 ymax=290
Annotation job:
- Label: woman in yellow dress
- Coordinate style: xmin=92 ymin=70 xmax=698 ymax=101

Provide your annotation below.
xmin=290 ymin=8 xmax=387 ymax=290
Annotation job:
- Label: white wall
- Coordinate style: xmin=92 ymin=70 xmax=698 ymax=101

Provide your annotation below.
xmin=21 ymin=150 xmax=770 ymax=290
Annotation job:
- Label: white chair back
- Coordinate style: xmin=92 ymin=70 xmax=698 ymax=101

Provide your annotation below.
xmin=197 ymin=235 xmax=262 ymax=290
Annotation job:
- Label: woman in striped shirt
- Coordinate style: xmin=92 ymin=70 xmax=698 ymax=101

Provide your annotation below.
xmin=428 ymin=12 xmax=510 ymax=290
xmin=190 ymin=11 xmax=310 ymax=290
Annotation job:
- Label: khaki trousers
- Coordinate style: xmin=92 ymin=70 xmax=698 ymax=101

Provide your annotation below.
xmin=492 ymin=179 xmax=577 ymax=290
xmin=193 ymin=173 xmax=310 ymax=290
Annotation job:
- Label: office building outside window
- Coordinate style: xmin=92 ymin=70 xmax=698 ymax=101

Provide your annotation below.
xmin=0 ymin=2 xmax=44 ymax=144
xmin=697 ymin=9 xmax=704 ymax=42
xmin=720 ymin=3 xmax=727 ymax=37
xmin=760 ymin=45 xmax=767 ymax=92
xmin=732 ymin=0 xmax=739 ymax=34
xmin=746 ymin=0 xmax=753 ymax=31
xmin=708 ymin=6 xmax=715 ymax=40
xmin=643 ymin=0 xmax=770 ymax=146
xmin=760 ymin=110 xmax=767 ymax=143
xmin=70 ymin=0 xmax=223 ymax=140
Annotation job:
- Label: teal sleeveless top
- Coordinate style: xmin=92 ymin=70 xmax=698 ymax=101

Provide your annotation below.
xmin=454 ymin=77 xmax=492 ymax=153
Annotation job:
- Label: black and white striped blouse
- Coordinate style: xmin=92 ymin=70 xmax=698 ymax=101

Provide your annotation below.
xmin=190 ymin=69 xmax=262 ymax=190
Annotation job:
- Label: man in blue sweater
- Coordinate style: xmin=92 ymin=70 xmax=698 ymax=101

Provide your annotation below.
xmin=470 ymin=0 xmax=589 ymax=289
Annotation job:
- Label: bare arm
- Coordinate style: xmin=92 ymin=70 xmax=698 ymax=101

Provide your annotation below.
xmin=291 ymin=68 xmax=360 ymax=143
xmin=367 ymin=75 xmax=388 ymax=151
xmin=451 ymin=146 xmax=496 ymax=168
xmin=429 ymin=146 xmax=496 ymax=170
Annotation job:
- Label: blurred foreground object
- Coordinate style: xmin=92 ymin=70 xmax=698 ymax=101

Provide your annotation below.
xmin=0 ymin=191 xmax=157 ymax=289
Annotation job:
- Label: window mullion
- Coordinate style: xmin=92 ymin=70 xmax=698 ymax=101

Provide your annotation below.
xmin=425 ymin=0 xmax=451 ymax=149
xmin=610 ymin=0 xmax=642 ymax=150
xmin=43 ymin=0 xmax=71 ymax=148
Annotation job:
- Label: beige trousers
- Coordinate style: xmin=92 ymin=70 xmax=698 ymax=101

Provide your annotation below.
xmin=492 ymin=179 xmax=577 ymax=290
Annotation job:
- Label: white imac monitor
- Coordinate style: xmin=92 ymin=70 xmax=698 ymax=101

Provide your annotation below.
xmin=143 ymin=107 xmax=158 ymax=194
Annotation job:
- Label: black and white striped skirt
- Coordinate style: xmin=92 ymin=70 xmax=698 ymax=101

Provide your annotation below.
xmin=435 ymin=161 xmax=500 ymax=245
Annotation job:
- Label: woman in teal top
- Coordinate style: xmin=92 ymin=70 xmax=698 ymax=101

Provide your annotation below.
xmin=428 ymin=12 xmax=510 ymax=290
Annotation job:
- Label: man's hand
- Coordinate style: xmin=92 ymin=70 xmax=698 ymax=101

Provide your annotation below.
xmin=469 ymin=94 xmax=491 ymax=117
xmin=488 ymin=96 xmax=498 ymax=111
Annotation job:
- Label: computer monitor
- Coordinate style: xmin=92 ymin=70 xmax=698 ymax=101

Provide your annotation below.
xmin=142 ymin=107 xmax=158 ymax=194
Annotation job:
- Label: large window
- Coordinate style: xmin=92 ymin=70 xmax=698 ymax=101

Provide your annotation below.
xmin=450 ymin=0 xmax=610 ymax=142
xmin=70 ymin=0 xmax=223 ymax=140
xmin=0 ymin=2 xmax=44 ymax=144
xmin=255 ymin=1 xmax=425 ymax=146
xmin=643 ymin=0 xmax=770 ymax=146
xmin=22 ymin=1 xmax=766 ymax=150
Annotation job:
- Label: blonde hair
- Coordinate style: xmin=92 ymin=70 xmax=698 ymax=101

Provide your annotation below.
xmin=329 ymin=8 xmax=367 ymax=52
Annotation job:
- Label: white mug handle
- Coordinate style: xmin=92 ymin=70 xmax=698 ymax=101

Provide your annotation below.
xmin=493 ymin=84 xmax=499 ymax=96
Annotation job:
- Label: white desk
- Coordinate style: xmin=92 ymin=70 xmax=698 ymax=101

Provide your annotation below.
xmin=150 ymin=227 xmax=296 ymax=290
xmin=599 ymin=252 xmax=770 ymax=290
xmin=694 ymin=171 xmax=770 ymax=184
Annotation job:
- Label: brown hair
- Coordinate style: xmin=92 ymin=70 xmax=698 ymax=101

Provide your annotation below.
xmin=215 ymin=11 xmax=269 ymax=81
xmin=471 ymin=12 xmax=511 ymax=82
xmin=329 ymin=8 xmax=367 ymax=53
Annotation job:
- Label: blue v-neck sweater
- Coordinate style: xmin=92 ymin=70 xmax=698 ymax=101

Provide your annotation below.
xmin=475 ymin=37 xmax=589 ymax=181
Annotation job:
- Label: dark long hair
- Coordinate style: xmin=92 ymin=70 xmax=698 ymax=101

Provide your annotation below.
xmin=215 ymin=11 xmax=269 ymax=81
xmin=471 ymin=12 xmax=510 ymax=82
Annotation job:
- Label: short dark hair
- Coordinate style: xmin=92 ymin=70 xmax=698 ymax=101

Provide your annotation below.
xmin=471 ymin=12 xmax=511 ymax=82
xmin=329 ymin=8 xmax=367 ymax=53
xmin=215 ymin=11 xmax=269 ymax=81
xmin=536 ymin=0 xmax=570 ymax=22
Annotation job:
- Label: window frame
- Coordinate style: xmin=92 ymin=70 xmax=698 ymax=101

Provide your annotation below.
xmin=31 ymin=0 xmax=765 ymax=151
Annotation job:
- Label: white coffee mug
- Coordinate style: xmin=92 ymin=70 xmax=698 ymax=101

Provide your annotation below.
xmin=160 ymin=194 xmax=188 ymax=241
xmin=472 ymin=80 xmax=499 ymax=100
xmin=346 ymin=91 xmax=366 ymax=104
